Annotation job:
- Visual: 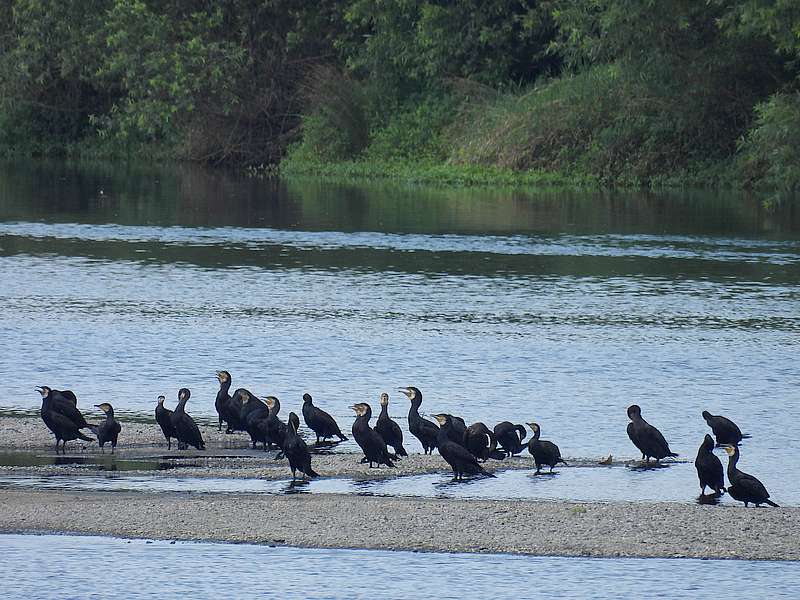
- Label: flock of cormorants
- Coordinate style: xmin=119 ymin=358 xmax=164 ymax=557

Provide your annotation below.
xmin=34 ymin=371 xmax=780 ymax=508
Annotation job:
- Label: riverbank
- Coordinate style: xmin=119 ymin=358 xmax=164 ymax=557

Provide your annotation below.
xmin=0 ymin=487 xmax=797 ymax=560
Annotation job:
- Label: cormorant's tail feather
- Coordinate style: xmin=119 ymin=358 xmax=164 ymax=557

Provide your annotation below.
xmin=481 ymin=470 xmax=496 ymax=478
xmin=86 ymin=425 xmax=99 ymax=435
xmin=559 ymin=458 xmax=568 ymax=465
xmin=741 ymin=434 xmax=752 ymax=439
xmin=306 ymin=467 xmax=319 ymax=478
xmin=396 ymin=446 xmax=408 ymax=457
xmin=765 ymin=499 xmax=780 ymax=507
xmin=77 ymin=432 xmax=95 ymax=443
xmin=668 ymin=452 xmax=679 ymax=458
xmin=488 ymin=450 xmax=506 ymax=460
xmin=337 ymin=433 xmax=348 ymax=441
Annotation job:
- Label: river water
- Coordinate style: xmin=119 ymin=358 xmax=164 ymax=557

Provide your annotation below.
xmin=1 ymin=533 xmax=798 ymax=599
xmin=1 ymin=160 xmax=798 ymax=505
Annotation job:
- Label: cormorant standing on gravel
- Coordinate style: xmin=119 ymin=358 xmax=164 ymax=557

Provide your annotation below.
xmin=215 ymin=371 xmax=260 ymax=434
xmin=375 ymin=393 xmax=407 ymax=457
xmin=215 ymin=370 xmax=239 ymax=432
xmin=264 ymin=396 xmax=288 ymax=452
xmin=702 ymin=411 xmax=743 ymax=446
xmin=626 ymin=405 xmax=678 ymax=463
xmin=434 ymin=414 xmax=494 ymax=480
xmin=239 ymin=391 xmax=269 ymax=450
xmin=723 ymin=445 xmax=778 ymax=507
xmin=445 ymin=414 xmax=468 ymax=446
xmin=283 ymin=412 xmax=318 ymax=480
xmin=302 ymin=393 xmax=348 ymax=444
xmin=494 ymin=421 xmax=527 ymax=457
xmin=171 ymin=388 xmax=205 ymax=450
xmin=155 ymin=395 xmax=177 ymax=449
xmin=695 ymin=434 xmax=725 ymax=496
xmin=93 ymin=402 xmax=121 ymax=453
xmin=527 ymin=422 xmax=566 ymax=474
xmin=37 ymin=386 xmax=94 ymax=453
xmin=37 ymin=386 xmax=94 ymax=430
xmin=463 ymin=422 xmax=504 ymax=461
xmin=350 ymin=403 xmax=395 ymax=468
xmin=399 ymin=386 xmax=438 ymax=454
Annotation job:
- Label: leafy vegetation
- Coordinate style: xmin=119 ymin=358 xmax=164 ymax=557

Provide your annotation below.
xmin=0 ymin=0 xmax=798 ymax=189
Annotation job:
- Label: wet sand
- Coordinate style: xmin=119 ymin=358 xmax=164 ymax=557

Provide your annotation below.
xmin=0 ymin=488 xmax=797 ymax=560
xmin=1 ymin=415 xmax=796 ymax=561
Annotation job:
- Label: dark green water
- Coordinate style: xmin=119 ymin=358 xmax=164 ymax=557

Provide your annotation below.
xmin=1 ymin=159 xmax=798 ymax=504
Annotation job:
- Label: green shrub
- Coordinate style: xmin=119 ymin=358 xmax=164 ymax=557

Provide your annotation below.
xmin=739 ymin=92 xmax=800 ymax=191
xmin=295 ymin=65 xmax=372 ymax=161
xmin=365 ymin=95 xmax=458 ymax=162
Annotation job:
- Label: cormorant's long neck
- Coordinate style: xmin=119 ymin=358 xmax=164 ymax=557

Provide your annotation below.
xmin=176 ymin=398 xmax=188 ymax=413
xmin=217 ymin=381 xmax=231 ymax=400
xmin=269 ymin=400 xmax=281 ymax=419
xmin=379 ymin=404 xmax=389 ymax=419
xmin=106 ymin=408 xmax=115 ymax=419
xmin=726 ymin=448 xmax=740 ymax=480
xmin=436 ymin=420 xmax=451 ymax=445
xmin=409 ymin=398 xmax=422 ymax=419
xmin=532 ymin=428 xmax=540 ymax=442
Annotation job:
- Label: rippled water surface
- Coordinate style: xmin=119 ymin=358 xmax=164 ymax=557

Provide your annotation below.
xmin=1 ymin=534 xmax=798 ymax=599
xmin=1 ymin=160 xmax=799 ymax=504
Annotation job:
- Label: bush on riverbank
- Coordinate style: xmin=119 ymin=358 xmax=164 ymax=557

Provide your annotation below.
xmin=1 ymin=1 xmax=798 ymax=189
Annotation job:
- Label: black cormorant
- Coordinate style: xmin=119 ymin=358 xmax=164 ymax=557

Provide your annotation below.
xmin=445 ymin=414 xmax=468 ymax=447
xmin=302 ymin=393 xmax=348 ymax=443
xmin=463 ymin=422 xmax=504 ymax=461
xmin=94 ymin=402 xmax=121 ymax=454
xmin=695 ymin=434 xmax=725 ymax=496
xmin=215 ymin=370 xmax=240 ymax=433
xmin=723 ymin=445 xmax=778 ymax=507
xmin=264 ymin=396 xmax=288 ymax=452
xmin=155 ymin=395 xmax=177 ymax=449
xmin=702 ymin=411 xmax=743 ymax=446
xmin=37 ymin=386 xmax=93 ymax=430
xmin=494 ymin=421 xmax=527 ymax=457
xmin=399 ymin=386 xmax=438 ymax=454
xmin=626 ymin=405 xmax=678 ymax=463
xmin=375 ymin=393 xmax=407 ymax=457
xmin=36 ymin=386 xmax=94 ymax=453
xmin=433 ymin=414 xmax=494 ymax=480
xmin=283 ymin=412 xmax=319 ymax=480
xmin=239 ymin=391 xmax=269 ymax=450
xmin=215 ymin=371 xmax=259 ymax=434
xmin=350 ymin=403 xmax=395 ymax=468
xmin=527 ymin=422 xmax=567 ymax=474
xmin=170 ymin=388 xmax=205 ymax=450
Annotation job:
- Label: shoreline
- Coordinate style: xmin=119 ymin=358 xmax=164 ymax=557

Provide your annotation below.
xmin=2 ymin=414 xmax=797 ymax=562
xmin=0 ymin=488 xmax=797 ymax=561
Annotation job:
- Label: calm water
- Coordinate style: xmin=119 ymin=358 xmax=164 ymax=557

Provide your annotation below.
xmin=1 ymin=160 xmax=798 ymax=504
xmin=1 ymin=534 xmax=798 ymax=599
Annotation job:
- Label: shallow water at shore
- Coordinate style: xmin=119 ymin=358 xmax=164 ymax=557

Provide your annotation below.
xmin=1 ymin=533 xmax=798 ymax=599
xmin=0 ymin=457 xmax=790 ymax=506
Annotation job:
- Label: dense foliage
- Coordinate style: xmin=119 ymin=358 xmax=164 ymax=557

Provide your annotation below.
xmin=0 ymin=0 xmax=798 ymax=187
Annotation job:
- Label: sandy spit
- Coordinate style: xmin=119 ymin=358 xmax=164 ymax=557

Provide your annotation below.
xmin=0 ymin=488 xmax=797 ymax=561
xmin=0 ymin=416 xmax=556 ymax=479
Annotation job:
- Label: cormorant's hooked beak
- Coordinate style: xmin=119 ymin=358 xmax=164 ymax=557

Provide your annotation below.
xmin=34 ymin=386 xmax=43 ymax=393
